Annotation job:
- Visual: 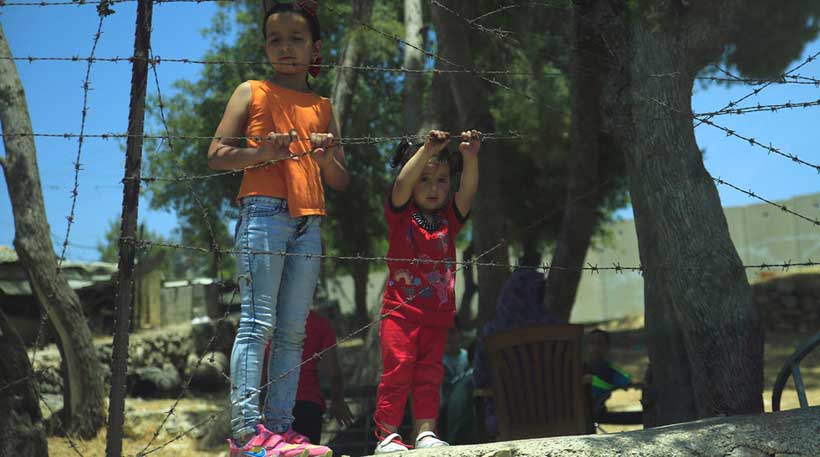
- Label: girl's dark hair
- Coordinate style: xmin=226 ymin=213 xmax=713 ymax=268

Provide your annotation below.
xmin=261 ymin=1 xmax=321 ymax=41
xmin=390 ymin=138 xmax=463 ymax=176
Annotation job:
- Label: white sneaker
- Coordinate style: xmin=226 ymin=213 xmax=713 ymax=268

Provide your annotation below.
xmin=414 ymin=431 xmax=448 ymax=449
xmin=374 ymin=433 xmax=410 ymax=454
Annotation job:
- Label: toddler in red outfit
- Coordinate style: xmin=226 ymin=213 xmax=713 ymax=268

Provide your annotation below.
xmin=373 ymin=130 xmax=481 ymax=453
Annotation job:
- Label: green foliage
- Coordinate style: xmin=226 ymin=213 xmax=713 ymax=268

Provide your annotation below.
xmin=723 ymin=2 xmax=820 ymax=79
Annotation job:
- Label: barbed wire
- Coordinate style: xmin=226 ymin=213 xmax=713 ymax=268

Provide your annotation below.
xmin=711 ymin=176 xmax=820 ymax=227
xmin=694 ymin=99 xmax=820 ymax=118
xmin=636 ymin=93 xmax=820 ymax=175
xmin=57 ymin=14 xmax=105 ymax=269
xmin=429 ymin=0 xmax=514 ymax=40
xmin=694 ymin=49 xmax=820 ymax=128
xmin=696 ymin=117 xmax=820 ymax=174
xmin=470 ymin=2 xmax=571 ymax=23
xmin=0 ymin=54 xmax=540 ymax=76
xmin=10 ymin=54 xmax=820 ymax=89
xmin=0 ymin=130 xmax=521 ymax=143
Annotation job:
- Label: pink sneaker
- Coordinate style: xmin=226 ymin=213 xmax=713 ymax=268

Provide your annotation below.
xmin=228 ymin=425 xmax=281 ymax=457
xmin=281 ymin=428 xmax=333 ymax=457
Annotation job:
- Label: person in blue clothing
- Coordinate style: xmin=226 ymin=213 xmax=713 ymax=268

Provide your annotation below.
xmin=583 ymin=329 xmax=642 ymax=426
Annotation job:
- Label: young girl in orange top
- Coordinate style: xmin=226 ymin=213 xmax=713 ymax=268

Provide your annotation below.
xmin=207 ymin=2 xmax=348 ymax=456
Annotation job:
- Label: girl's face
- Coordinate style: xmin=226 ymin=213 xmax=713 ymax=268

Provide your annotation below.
xmin=413 ymin=160 xmax=451 ymax=212
xmin=264 ymin=12 xmax=320 ymax=76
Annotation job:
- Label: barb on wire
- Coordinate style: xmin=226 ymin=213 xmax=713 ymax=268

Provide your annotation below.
xmin=696 ymin=117 xmax=820 ymax=174
xmin=712 ymin=176 xmax=820 ymax=227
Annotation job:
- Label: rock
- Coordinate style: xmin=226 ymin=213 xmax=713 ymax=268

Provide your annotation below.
xmin=365 ymin=408 xmax=820 ymax=457
xmin=129 ymin=363 xmax=182 ymax=397
xmin=187 ymin=351 xmax=230 ymax=392
xmin=726 ymin=447 xmax=768 ymax=457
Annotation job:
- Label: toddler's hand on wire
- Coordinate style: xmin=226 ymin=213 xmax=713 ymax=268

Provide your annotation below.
xmin=458 ymin=130 xmax=482 ymax=157
xmin=259 ymin=130 xmax=297 ymax=162
xmin=310 ymin=132 xmax=338 ymax=168
xmin=424 ymin=129 xmax=451 ymax=153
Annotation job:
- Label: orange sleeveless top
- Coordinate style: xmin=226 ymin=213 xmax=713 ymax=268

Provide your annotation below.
xmin=236 ymin=80 xmax=332 ymax=217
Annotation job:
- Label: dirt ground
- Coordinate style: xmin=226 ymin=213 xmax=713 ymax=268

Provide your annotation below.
xmin=46 ymin=328 xmax=820 ymax=457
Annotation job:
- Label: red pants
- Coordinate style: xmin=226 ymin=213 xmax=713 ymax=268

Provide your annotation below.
xmin=374 ymin=316 xmax=448 ymax=430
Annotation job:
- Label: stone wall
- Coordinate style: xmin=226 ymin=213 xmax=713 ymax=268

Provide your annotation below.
xmin=32 ymin=320 xmax=233 ymax=397
xmin=752 ymin=271 xmax=820 ymax=333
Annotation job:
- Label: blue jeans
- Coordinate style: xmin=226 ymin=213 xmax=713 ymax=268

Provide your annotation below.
xmin=230 ymin=196 xmax=322 ymax=438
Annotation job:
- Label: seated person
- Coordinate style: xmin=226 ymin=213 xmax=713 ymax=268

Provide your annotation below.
xmin=439 ymin=318 xmax=475 ymax=445
xmin=583 ymin=329 xmax=642 ymax=426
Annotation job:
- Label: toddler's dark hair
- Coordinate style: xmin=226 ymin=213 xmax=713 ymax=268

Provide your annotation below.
xmin=262 ymin=1 xmax=321 ymax=42
xmin=390 ymin=138 xmax=463 ymax=176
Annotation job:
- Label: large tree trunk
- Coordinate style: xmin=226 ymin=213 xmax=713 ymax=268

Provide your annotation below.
xmin=0 ymin=310 xmax=48 ymax=457
xmin=0 ymin=24 xmax=105 ymax=439
xmin=366 ymin=407 xmax=820 ymax=457
xmin=603 ymin=2 xmax=763 ymax=423
xmin=542 ymin=0 xmax=608 ymax=323
xmin=431 ymin=0 xmax=509 ymax=329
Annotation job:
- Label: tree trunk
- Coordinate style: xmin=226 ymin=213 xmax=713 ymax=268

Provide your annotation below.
xmin=332 ymin=0 xmax=374 ymax=323
xmin=0 ymin=310 xmax=48 ymax=457
xmin=0 ymin=23 xmax=105 ymax=439
xmin=331 ymin=0 xmax=374 ymax=123
xmin=541 ymin=0 xmax=608 ymax=323
xmin=431 ymin=0 xmax=509 ymax=329
xmin=402 ymin=0 xmax=425 ymax=135
xmin=351 ymin=261 xmax=369 ymax=322
xmin=603 ymin=2 xmax=763 ymax=423
xmin=366 ymin=407 xmax=820 ymax=457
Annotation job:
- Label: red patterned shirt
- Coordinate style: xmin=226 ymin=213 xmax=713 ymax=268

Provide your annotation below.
xmin=381 ymin=192 xmax=468 ymax=327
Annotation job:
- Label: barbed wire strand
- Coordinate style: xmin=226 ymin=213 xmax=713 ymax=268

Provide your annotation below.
xmin=694 ymin=99 xmax=820 ymax=118
xmin=711 ymin=175 xmax=820 ymax=226
xmin=694 ymin=49 xmax=820 ymax=128
xmin=697 ymin=116 xmax=820 ymax=174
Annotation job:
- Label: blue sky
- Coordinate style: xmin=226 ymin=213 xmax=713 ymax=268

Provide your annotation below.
xmin=1 ymin=3 xmax=819 ymax=262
